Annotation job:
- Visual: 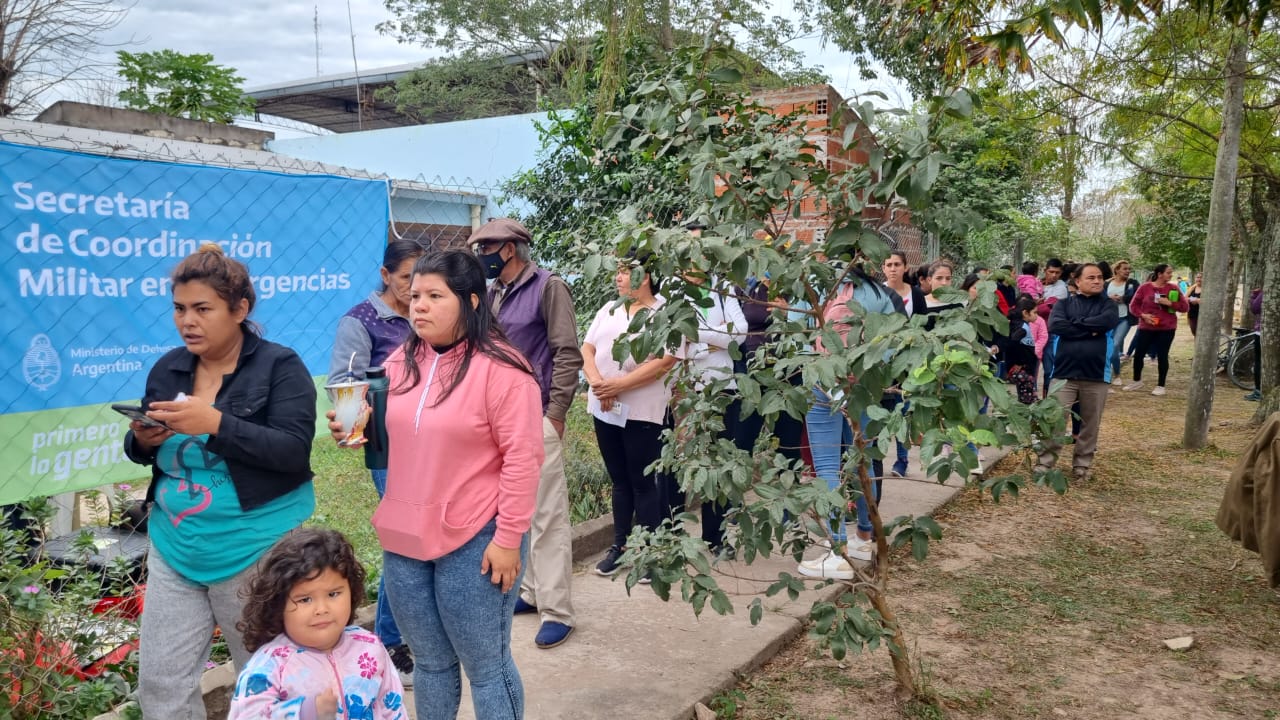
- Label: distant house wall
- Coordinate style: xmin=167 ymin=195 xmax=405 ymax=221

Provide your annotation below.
xmin=36 ymin=101 xmax=275 ymax=150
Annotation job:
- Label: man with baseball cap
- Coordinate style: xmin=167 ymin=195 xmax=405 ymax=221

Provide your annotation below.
xmin=471 ymin=218 xmax=581 ymax=648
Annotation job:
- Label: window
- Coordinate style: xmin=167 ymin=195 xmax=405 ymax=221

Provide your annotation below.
xmin=815 ymin=98 xmax=828 ymax=115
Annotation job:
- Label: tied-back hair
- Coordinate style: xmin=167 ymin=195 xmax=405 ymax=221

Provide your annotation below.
xmin=237 ymin=528 xmax=367 ymax=653
xmin=1150 ymin=263 xmax=1171 ymax=282
xmin=379 ymin=239 xmax=428 ymax=292
xmin=928 ymin=259 xmax=954 ymax=277
xmin=171 ymin=242 xmax=260 ymax=336
xmin=395 ymin=250 xmax=535 ymax=404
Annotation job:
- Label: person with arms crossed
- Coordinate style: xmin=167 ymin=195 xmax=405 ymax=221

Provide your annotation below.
xmin=1037 ymin=263 xmax=1120 ymax=482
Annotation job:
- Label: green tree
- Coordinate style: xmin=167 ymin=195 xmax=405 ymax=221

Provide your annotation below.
xmin=813 ymin=0 xmax=1279 ymax=447
xmin=561 ymin=42 xmax=1067 ymax=703
xmin=907 ymin=83 xmax=1048 ymax=265
xmin=377 ymin=0 xmax=823 ymax=104
xmin=379 ymin=54 xmax=547 ymax=124
xmin=116 ymin=50 xmax=255 ymax=124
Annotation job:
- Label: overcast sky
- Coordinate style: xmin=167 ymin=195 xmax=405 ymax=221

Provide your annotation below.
xmin=81 ymin=0 xmax=912 ymax=137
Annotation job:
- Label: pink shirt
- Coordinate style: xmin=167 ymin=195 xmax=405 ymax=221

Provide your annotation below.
xmin=228 ymin=627 xmax=405 ymax=719
xmin=1028 ymin=316 xmax=1048 ymax=359
xmin=372 ymin=343 xmax=543 ymax=559
xmin=1016 ymin=274 xmax=1042 ymax=299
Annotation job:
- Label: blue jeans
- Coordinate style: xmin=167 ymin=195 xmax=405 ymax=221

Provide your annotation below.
xmin=370 ymin=469 xmax=403 ymax=649
xmin=1109 ymin=317 xmax=1131 ymax=376
xmin=1042 ymin=339 xmax=1056 ymax=397
xmin=384 ymin=519 xmax=528 ymax=720
xmin=807 ymin=389 xmax=851 ymax=542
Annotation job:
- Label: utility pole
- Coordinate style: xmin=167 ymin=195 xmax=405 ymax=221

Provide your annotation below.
xmin=314 ymin=6 xmax=321 ymax=77
xmin=346 ymin=0 xmax=363 ymax=130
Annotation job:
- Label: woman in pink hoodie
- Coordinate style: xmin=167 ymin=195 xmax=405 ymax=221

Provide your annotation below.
xmin=330 ymin=250 xmax=543 ymax=720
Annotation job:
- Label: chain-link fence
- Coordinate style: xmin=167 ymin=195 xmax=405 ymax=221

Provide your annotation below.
xmin=0 ymin=118 xmax=402 ymax=717
xmin=1 ymin=110 xmax=934 ymax=715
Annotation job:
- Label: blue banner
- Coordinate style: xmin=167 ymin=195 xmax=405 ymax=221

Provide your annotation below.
xmin=0 ymin=140 xmax=388 ymax=502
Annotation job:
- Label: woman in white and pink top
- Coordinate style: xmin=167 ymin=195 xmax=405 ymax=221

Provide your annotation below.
xmin=582 ymin=258 xmax=678 ymax=577
xmin=331 ymin=250 xmax=542 ymax=720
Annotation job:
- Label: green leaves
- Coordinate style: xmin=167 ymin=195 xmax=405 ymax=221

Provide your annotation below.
xmin=116 ymin=50 xmax=254 ymax=124
xmin=890 ymin=515 xmax=944 ymax=563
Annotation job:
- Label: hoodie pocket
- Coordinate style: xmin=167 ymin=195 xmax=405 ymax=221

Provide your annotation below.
xmin=373 ymin=499 xmax=482 ymax=561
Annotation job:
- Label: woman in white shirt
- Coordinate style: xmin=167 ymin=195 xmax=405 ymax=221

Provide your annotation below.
xmin=677 ymin=270 xmax=747 ymax=553
xmin=1106 ymin=260 xmax=1139 ymax=380
xmin=582 ymin=259 xmax=678 ymax=577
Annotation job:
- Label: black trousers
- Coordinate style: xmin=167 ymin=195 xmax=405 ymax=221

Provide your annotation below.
xmin=1131 ymin=329 xmax=1176 ymax=386
xmin=595 ymin=418 xmax=664 ymax=548
xmin=699 ymin=397 xmax=742 ymax=548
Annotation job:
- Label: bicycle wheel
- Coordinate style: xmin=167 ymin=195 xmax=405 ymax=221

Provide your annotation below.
xmin=1227 ymin=339 xmax=1257 ymax=390
xmin=1216 ymin=335 xmax=1234 ymax=374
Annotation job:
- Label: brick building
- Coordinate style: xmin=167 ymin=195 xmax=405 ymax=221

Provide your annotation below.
xmin=749 ymin=85 xmax=925 ymax=266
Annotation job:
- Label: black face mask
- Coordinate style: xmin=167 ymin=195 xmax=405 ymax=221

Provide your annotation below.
xmin=478 ymin=244 xmax=509 ymax=279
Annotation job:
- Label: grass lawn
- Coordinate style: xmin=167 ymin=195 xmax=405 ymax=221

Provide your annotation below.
xmin=717 ymin=332 xmax=1280 ymax=719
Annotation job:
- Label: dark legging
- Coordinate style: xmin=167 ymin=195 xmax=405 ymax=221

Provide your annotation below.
xmin=595 ymin=418 xmax=663 ymax=547
xmin=1131 ymin=329 xmax=1176 ymax=387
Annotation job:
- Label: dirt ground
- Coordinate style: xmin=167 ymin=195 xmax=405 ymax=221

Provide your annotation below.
xmin=723 ymin=335 xmax=1280 ymax=719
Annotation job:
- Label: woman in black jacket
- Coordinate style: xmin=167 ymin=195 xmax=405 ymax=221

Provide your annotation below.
xmin=1037 ymin=263 xmax=1120 ymax=482
xmin=124 ymin=243 xmax=316 ymax=719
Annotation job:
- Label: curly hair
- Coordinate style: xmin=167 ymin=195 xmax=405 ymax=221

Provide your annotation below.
xmin=237 ymin=528 xmax=367 ymax=652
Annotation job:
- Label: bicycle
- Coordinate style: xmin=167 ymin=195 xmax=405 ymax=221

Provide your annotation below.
xmin=1223 ymin=330 xmax=1260 ymax=391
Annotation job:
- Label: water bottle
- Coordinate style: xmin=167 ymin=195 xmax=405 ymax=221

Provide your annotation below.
xmin=364 ymin=366 xmax=389 ymax=470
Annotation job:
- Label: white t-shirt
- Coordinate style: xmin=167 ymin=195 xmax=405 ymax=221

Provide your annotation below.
xmin=675 ymin=286 xmax=747 ymax=391
xmin=582 ymin=296 xmax=672 ymax=425
xmin=1107 ymin=279 xmax=1129 ymax=318
xmin=1043 ymin=279 xmax=1069 ymax=301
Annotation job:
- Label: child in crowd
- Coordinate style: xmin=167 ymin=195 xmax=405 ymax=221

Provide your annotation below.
xmin=228 ymin=528 xmax=406 ymax=720
xmin=1016 ymin=261 xmax=1042 ymax=300
xmin=1001 ymin=296 xmax=1041 ymax=404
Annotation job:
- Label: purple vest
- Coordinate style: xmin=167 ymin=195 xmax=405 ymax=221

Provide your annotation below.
xmin=491 ymin=268 xmax=553 ymax=411
xmin=346 ymin=299 xmax=410 ymax=368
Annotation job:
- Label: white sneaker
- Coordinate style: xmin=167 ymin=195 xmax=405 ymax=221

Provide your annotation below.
xmin=970 ymin=458 xmax=984 ymax=477
xmin=1151 ymin=386 xmax=1166 ymax=396
xmin=1112 ymin=377 xmax=1124 ymax=386
xmin=847 ymin=539 xmax=875 ymax=561
xmin=797 ymin=550 xmax=854 ymax=580
xmin=1122 ymin=381 xmax=1144 ymax=392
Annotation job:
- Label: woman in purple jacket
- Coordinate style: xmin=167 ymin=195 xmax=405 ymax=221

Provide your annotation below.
xmin=1246 ymin=288 xmax=1264 ymax=401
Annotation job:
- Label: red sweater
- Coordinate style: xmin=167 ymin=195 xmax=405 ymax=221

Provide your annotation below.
xmin=1129 ymin=281 xmax=1190 ymax=331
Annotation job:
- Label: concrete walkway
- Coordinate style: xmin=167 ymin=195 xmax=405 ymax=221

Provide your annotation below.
xmin=403 ymin=447 xmax=993 ymax=720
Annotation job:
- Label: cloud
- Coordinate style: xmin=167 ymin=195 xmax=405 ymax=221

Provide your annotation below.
xmin=101 ymin=0 xmax=429 ymax=87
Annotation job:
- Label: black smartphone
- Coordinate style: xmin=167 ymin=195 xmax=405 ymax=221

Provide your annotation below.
xmin=110 ymin=404 xmax=174 ymax=432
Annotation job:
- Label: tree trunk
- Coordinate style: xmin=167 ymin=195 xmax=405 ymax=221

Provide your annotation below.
xmin=1224 ymin=254 xmax=1240 ymax=332
xmin=1184 ymin=30 xmax=1248 ymax=450
xmin=1253 ymin=193 xmax=1280 ymax=422
xmin=657 ymin=0 xmax=674 ymax=50
xmin=1061 ymin=115 xmax=1077 ymax=222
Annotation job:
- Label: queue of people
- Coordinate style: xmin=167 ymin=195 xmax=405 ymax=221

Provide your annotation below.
xmin=122 ymin=229 xmax=1220 ymax=719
